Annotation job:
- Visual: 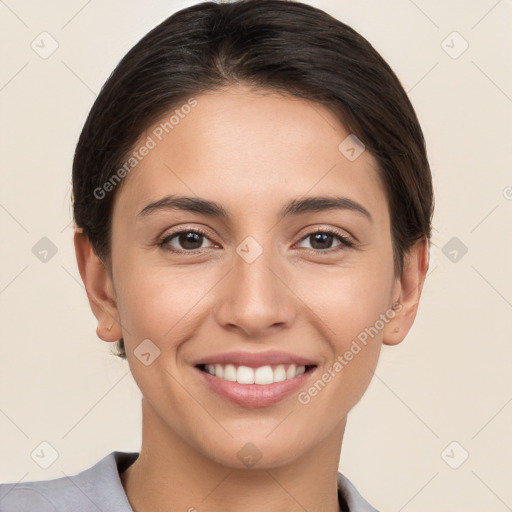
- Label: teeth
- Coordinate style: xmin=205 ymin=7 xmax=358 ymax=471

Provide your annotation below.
xmin=237 ymin=365 xmax=254 ymax=384
xmin=273 ymin=364 xmax=287 ymax=382
xmin=203 ymin=363 xmax=309 ymax=384
xmin=223 ymin=364 xmax=237 ymax=382
xmin=254 ymin=366 xmax=273 ymax=385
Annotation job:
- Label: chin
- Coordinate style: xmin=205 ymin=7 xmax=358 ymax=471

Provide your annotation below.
xmin=196 ymin=429 xmax=312 ymax=471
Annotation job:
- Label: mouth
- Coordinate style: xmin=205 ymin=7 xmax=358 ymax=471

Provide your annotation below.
xmin=195 ymin=363 xmax=317 ymax=385
xmin=194 ymin=357 xmax=319 ymax=408
xmin=192 ymin=350 xmax=319 ymax=407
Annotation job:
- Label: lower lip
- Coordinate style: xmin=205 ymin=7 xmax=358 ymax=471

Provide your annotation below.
xmin=195 ymin=366 xmax=317 ymax=408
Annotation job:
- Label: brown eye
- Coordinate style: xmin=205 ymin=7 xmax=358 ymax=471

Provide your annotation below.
xmin=296 ymin=229 xmax=354 ymax=252
xmin=158 ymin=229 xmax=215 ymax=253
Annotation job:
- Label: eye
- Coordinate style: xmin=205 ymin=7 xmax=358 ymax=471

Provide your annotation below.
xmin=296 ymin=229 xmax=354 ymax=252
xmin=157 ymin=227 xmax=355 ymax=255
xmin=157 ymin=228 xmax=216 ymax=253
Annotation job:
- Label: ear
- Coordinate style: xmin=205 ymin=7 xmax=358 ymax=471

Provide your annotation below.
xmin=73 ymin=228 xmax=122 ymax=342
xmin=382 ymin=236 xmax=430 ymax=346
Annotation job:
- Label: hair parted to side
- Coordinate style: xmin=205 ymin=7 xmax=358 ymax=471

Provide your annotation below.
xmin=72 ymin=0 xmax=434 ymax=360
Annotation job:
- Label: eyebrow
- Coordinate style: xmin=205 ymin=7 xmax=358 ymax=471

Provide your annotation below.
xmin=137 ymin=194 xmax=373 ymax=223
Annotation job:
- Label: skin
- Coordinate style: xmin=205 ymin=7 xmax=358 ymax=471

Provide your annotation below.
xmin=74 ymin=85 xmax=429 ymax=512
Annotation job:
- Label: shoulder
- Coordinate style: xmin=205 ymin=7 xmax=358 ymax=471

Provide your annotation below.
xmin=337 ymin=471 xmax=380 ymax=512
xmin=0 ymin=451 xmax=138 ymax=512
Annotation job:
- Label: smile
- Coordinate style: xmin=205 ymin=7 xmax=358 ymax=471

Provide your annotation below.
xmin=197 ymin=363 xmax=316 ymax=385
xmin=195 ymin=363 xmax=318 ymax=408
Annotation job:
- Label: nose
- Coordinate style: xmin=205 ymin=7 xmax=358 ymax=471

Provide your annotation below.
xmin=213 ymin=238 xmax=297 ymax=338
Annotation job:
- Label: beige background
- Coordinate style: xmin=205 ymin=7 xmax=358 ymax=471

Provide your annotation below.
xmin=1 ymin=0 xmax=511 ymax=510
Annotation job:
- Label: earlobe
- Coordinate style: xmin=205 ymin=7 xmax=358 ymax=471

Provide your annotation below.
xmin=73 ymin=228 xmax=122 ymax=342
xmin=382 ymin=237 xmax=429 ymax=346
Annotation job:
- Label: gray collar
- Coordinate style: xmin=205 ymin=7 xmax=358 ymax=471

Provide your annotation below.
xmin=0 ymin=451 xmax=379 ymax=511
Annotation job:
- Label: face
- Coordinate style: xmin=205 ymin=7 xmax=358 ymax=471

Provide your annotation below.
xmin=86 ymin=86 xmax=414 ymax=469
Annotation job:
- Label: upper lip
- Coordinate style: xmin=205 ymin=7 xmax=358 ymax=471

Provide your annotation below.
xmin=193 ymin=350 xmax=317 ymax=368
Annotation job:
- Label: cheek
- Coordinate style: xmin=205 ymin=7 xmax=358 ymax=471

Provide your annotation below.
xmin=293 ymin=259 xmax=393 ymax=346
xmin=114 ymin=265 xmax=214 ymax=406
xmin=293 ymin=265 xmax=390 ymax=414
xmin=116 ymin=247 xmax=393 ymax=349
xmin=114 ymin=254 xmax=230 ymax=364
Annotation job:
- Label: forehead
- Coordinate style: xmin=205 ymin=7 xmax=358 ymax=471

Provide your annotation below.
xmin=113 ymin=86 xmax=388 ymax=223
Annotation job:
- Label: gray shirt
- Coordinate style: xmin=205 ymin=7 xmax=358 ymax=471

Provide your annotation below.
xmin=0 ymin=451 xmax=379 ymax=511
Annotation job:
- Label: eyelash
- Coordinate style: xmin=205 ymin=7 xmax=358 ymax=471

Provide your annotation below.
xmin=157 ymin=227 xmax=355 ymax=255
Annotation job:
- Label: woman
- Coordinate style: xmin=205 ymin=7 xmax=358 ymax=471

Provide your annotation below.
xmin=0 ymin=0 xmax=432 ymax=510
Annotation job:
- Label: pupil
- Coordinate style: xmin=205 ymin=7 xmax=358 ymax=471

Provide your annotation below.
xmin=180 ymin=232 xmax=202 ymax=249
xmin=311 ymin=233 xmax=332 ymax=249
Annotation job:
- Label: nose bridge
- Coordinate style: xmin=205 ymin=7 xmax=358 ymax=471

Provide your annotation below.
xmin=215 ymin=232 xmax=296 ymax=336
xmin=236 ymin=235 xmax=278 ymax=299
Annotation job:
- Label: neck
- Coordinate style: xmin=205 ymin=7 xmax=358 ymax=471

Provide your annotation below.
xmin=121 ymin=398 xmax=346 ymax=512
